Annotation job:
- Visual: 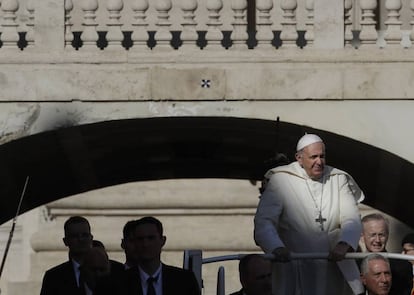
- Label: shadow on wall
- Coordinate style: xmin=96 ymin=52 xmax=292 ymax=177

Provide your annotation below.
xmin=0 ymin=117 xmax=413 ymax=229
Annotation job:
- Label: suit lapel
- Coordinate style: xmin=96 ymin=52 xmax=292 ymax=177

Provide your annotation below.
xmin=63 ymin=261 xmax=81 ymax=294
xmin=126 ymin=267 xmax=143 ymax=295
xmin=161 ymin=264 xmax=170 ymax=295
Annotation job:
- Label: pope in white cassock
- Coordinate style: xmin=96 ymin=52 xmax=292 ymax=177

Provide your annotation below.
xmin=254 ymin=134 xmax=365 ymax=295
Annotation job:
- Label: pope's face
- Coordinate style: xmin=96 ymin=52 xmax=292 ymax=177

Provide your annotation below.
xmin=296 ymin=142 xmax=326 ymax=180
xmin=361 ymin=259 xmax=392 ymax=295
xmin=362 ymin=220 xmax=388 ymax=252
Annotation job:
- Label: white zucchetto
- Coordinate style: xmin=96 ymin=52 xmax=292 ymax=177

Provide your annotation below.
xmin=296 ymin=134 xmax=323 ymax=151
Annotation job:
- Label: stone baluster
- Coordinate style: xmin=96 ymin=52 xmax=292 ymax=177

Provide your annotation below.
xmin=359 ymin=0 xmax=378 ymax=47
xmin=180 ymin=0 xmax=198 ymax=49
xmin=25 ymin=0 xmax=34 ymax=48
xmin=80 ymin=0 xmax=99 ymax=49
xmin=153 ymin=0 xmax=172 ymax=50
xmin=304 ymin=0 xmax=314 ymax=47
xmin=131 ymin=0 xmax=149 ymax=50
xmin=0 ymin=0 xmax=20 ymax=49
xmin=280 ymin=0 xmax=298 ymax=47
xmin=106 ymin=0 xmax=124 ymax=49
xmin=65 ymin=0 xmax=74 ymax=49
xmin=205 ymin=0 xmax=224 ymax=50
xmin=411 ymin=0 xmax=414 ymax=46
xmin=230 ymin=0 xmax=248 ymax=49
xmin=344 ymin=0 xmax=353 ymax=47
xmin=384 ymin=0 xmax=402 ymax=47
xmin=256 ymin=0 xmax=274 ymax=49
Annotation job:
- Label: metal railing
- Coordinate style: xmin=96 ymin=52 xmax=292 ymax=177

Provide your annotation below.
xmin=184 ymin=250 xmax=414 ymax=295
xmin=2 ymin=0 xmax=414 ymax=51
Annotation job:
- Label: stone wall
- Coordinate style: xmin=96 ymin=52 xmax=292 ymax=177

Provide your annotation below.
xmin=0 ymin=179 xmax=412 ymax=295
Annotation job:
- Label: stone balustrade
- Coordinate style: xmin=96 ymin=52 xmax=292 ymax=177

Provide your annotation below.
xmin=1 ymin=0 xmax=414 ymax=52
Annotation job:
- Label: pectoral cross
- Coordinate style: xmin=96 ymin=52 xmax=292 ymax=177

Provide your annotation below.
xmin=315 ymin=212 xmax=326 ymax=231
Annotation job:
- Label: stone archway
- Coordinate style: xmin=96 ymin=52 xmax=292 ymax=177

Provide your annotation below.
xmin=1 ymin=116 xmax=414 ymax=295
xmin=1 ymin=116 xmax=413 ymax=227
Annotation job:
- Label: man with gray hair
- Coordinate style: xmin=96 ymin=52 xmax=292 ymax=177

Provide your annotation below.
xmin=254 ymin=133 xmax=365 ymax=295
xmin=360 ymin=213 xmax=412 ymax=295
xmin=360 ymin=253 xmax=392 ymax=295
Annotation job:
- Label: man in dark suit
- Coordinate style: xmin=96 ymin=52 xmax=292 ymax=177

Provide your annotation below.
xmin=101 ymin=216 xmax=200 ymax=295
xmin=40 ymin=216 xmax=94 ymax=295
xmin=80 ymin=246 xmax=111 ymax=294
xmin=229 ymin=254 xmax=272 ymax=295
xmin=92 ymin=239 xmax=125 ymax=274
xmin=121 ymin=219 xmax=139 ymax=270
xmin=360 ymin=213 xmax=413 ymax=295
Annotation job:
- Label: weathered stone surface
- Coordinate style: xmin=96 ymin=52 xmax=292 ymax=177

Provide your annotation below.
xmin=1 ymin=1 xmax=414 ymax=295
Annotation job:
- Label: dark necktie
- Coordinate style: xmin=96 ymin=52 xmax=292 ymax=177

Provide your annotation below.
xmin=147 ymin=276 xmax=157 ymax=295
xmin=78 ymin=267 xmax=86 ymax=295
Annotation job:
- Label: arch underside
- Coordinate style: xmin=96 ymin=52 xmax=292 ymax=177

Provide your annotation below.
xmin=1 ymin=117 xmax=412 ymax=227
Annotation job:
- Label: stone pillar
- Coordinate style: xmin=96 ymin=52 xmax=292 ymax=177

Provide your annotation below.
xmin=131 ymin=0 xmax=149 ymax=51
xmin=256 ymin=0 xmax=274 ymax=49
xmin=230 ymin=0 xmax=248 ymax=49
xmin=64 ymin=0 xmax=74 ymax=49
xmin=205 ymin=0 xmax=224 ymax=50
xmin=153 ymin=0 xmax=173 ymax=50
xmin=34 ymin=0 xmax=65 ymax=52
xmin=106 ymin=0 xmax=124 ymax=49
xmin=180 ymin=0 xmax=198 ymax=49
xmin=0 ymin=0 xmax=20 ymax=48
xmin=313 ymin=0 xmax=344 ymax=49
xmin=384 ymin=0 xmax=403 ymax=47
xmin=359 ymin=0 xmax=378 ymax=47
xmin=280 ymin=0 xmax=298 ymax=47
xmin=80 ymin=0 xmax=99 ymax=50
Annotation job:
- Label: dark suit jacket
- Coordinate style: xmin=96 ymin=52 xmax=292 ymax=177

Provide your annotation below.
xmin=40 ymin=260 xmax=84 ymax=295
xmin=109 ymin=259 xmax=126 ymax=275
xmin=389 ymin=258 xmax=413 ymax=295
xmin=97 ymin=263 xmax=201 ymax=295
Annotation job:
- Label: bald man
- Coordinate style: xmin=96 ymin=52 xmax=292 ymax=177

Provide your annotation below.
xmin=230 ymin=254 xmax=272 ymax=295
xmin=80 ymin=247 xmax=111 ymax=294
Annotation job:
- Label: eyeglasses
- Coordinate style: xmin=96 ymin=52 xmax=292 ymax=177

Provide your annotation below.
xmin=368 ymin=233 xmax=387 ymax=239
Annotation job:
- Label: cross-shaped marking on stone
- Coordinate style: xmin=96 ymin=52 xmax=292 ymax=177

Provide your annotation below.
xmin=201 ymin=79 xmax=211 ymax=88
xmin=315 ymin=212 xmax=327 ymax=231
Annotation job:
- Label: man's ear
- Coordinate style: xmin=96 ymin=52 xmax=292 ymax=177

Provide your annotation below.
xmin=121 ymin=239 xmax=125 ymax=250
xmin=360 ymin=274 xmax=366 ymax=285
xmin=63 ymin=237 xmax=69 ymax=247
xmin=295 ymin=152 xmax=302 ymax=165
xmin=161 ymin=236 xmax=167 ymax=247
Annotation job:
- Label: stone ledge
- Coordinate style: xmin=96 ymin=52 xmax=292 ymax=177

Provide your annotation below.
xmin=2 ymin=48 xmax=414 ymax=64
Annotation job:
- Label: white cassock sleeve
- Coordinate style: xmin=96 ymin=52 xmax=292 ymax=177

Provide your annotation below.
xmin=337 ymin=174 xmax=362 ymax=250
xmin=254 ymin=175 xmax=285 ymax=253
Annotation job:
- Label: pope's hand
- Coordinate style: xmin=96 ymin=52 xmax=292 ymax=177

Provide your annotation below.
xmin=272 ymin=247 xmax=291 ymax=262
xmin=328 ymin=241 xmax=351 ymax=261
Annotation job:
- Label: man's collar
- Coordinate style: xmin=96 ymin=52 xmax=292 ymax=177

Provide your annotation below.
xmin=138 ymin=264 xmax=162 ymax=281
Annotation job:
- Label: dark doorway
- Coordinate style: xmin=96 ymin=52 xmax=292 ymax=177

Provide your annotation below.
xmin=0 ymin=117 xmax=413 ymax=227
